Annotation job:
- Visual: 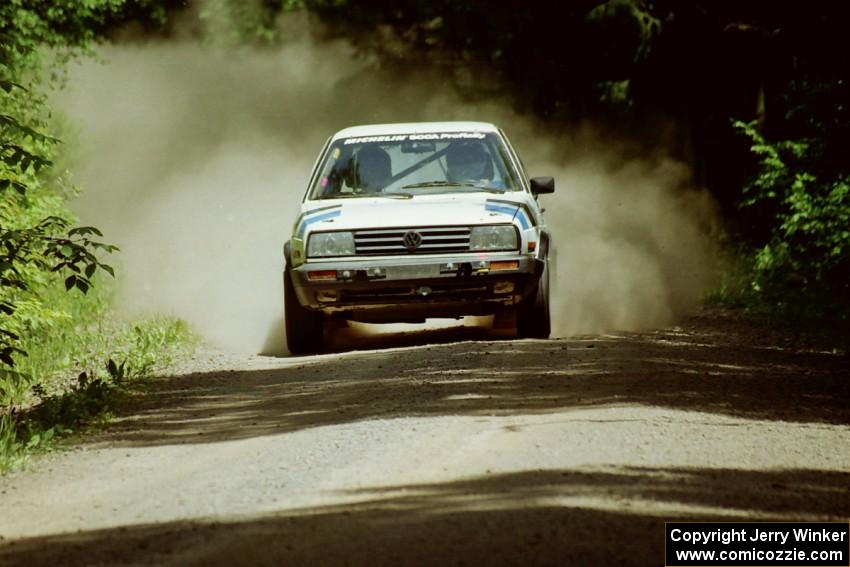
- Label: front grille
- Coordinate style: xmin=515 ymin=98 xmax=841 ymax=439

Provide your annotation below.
xmin=353 ymin=226 xmax=471 ymax=255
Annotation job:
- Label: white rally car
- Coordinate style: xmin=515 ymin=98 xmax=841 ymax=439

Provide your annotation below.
xmin=283 ymin=121 xmax=554 ymax=354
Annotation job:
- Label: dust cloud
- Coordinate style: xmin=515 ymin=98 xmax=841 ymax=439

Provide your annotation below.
xmin=548 ymin=157 xmax=717 ymax=336
xmin=511 ymin=130 xmax=719 ymax=336
xmin=53 ymin=26 xmax=717 ymax=353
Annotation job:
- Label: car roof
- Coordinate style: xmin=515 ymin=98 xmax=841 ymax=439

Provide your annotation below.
xmin=332 ymin=121 xmax=500 ymax=140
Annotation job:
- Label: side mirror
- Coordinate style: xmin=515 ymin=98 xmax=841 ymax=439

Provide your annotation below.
xmin=530 ymin=176 xmax=555 ymax=195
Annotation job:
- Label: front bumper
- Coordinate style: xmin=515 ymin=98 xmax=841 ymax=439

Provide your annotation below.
xmin=290 ymin=254 xmax=543 ymax=320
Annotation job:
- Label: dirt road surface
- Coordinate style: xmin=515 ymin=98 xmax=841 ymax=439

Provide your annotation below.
xmin=1 ymin=309 xmax=848 ymax=566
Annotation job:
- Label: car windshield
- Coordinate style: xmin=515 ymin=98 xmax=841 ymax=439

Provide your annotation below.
xmin=309 ymin=132 xmax=522 ymax=199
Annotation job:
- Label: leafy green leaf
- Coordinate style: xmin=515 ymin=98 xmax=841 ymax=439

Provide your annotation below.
xmin=69 ymin=226 xmax=103 ymax=237
xmin=75 ymin=278 xmax=89 ymax=294
xmin=0 ymin=80 xmax=25 ymax=93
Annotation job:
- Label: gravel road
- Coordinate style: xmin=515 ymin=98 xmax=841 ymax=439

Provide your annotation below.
xmin=1 ymin=309 xmax=848 ymax=566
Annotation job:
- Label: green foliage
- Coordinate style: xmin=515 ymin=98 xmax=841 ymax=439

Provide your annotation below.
xmin=0 ymin=0 xmax=127 ymax=85
xmin=0 ymin=96 xmax=118 ymax=374
xmin=0 ymin=281 xmax=195 ymax=471
xmin=4 ymin=273 xmax=193 ymax=406
xmin=198 ymin=0 xmax=306 ymax=47
xmin=0 ymin=413 xmax=54 ymax=472
xmin=1 ymin=2 xmax=127 ymax=377
xmin=199 ymin=0 xmax=276 ymax=46
xmin=0 ymin=2 xmax=198 ymax=471
xmin=585 ymin=0 xmax=661 ymax=71
xmin=733 ymin=120 xmax=849 ymax=330
xmin=21 ymin=314 xmax=194 ymax=429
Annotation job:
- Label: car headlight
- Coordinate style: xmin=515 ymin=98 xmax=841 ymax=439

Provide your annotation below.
xmin=469 ymin=225 xmax=518 ymax=251
xmin=307 ymin=231 xmax=355 ymax=257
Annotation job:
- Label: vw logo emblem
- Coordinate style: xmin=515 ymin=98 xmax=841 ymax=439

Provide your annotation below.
xmin=402 ymin=230 xmax=423 ymax=251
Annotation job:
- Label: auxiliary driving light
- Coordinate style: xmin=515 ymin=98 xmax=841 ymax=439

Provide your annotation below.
xmin=490 ymin=260 xmax=519 ymax=271
xmin=307 ymin=270 xmax=337 ymax=281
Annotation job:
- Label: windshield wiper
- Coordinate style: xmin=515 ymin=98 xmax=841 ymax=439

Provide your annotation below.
xmin=402 ymin=181 xmax=465 ymax=189
xmin=319 ymin=193 xmax=359 ymax=199
xmin=401 ymin=181 xmax=507 ymax=193
xmin=320 ymin=191 xmax=413 ymax=199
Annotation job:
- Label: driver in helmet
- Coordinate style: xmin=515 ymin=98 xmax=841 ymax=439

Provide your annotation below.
xmin=445 ymin=141 xmax=497 ymax=186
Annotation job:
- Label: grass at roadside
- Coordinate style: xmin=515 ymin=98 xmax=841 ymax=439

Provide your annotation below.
xmin=704 ymin=248 xmax=848 ymax=355
xmin=0 ymin=279 xmax=197 ymax=473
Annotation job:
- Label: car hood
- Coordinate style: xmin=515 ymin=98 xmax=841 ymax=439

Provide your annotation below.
xmin=297 ymin=192 xmax=530 ymax=233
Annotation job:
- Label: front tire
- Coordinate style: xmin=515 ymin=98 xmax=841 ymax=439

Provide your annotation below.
xmin=284 ymin=266 xmax=324 ymax=354
xmin=516 ymin=262 xmax=551 ymax=339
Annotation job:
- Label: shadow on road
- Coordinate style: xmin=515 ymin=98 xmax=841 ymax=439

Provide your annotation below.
xmin=2 ymin=466 xmax=847 ymax=566
xmin=96 ymin=310 xmax=850 ymax=449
